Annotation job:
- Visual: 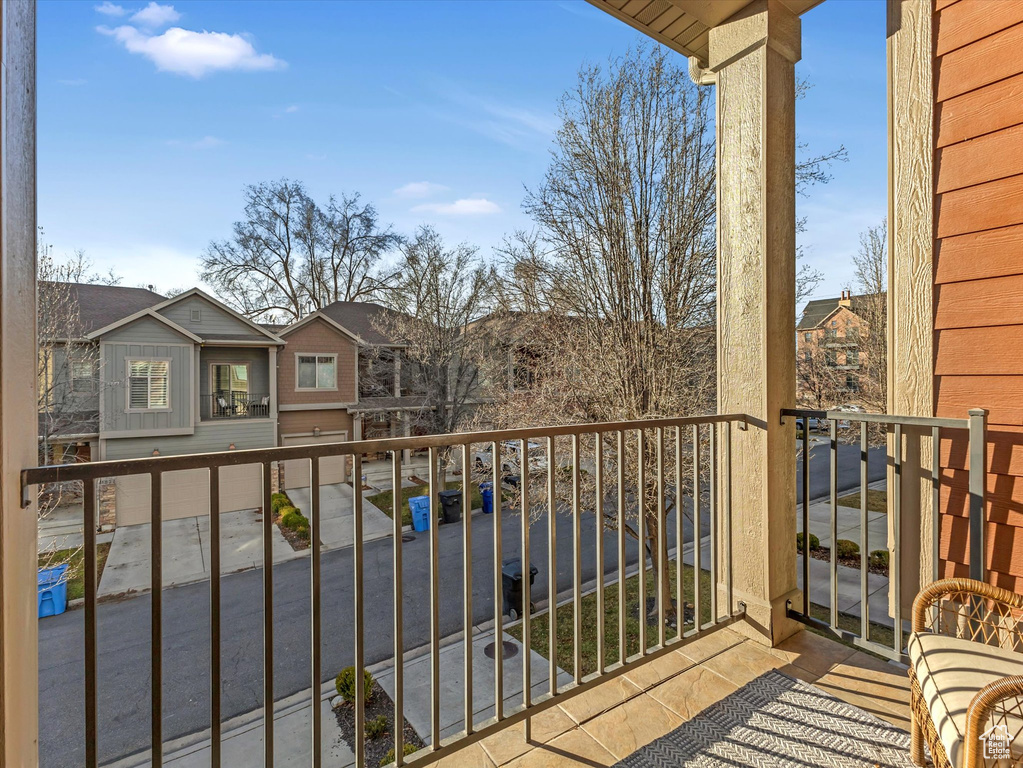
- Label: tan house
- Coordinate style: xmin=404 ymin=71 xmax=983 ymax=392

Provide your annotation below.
xmin=796 ymin=290 xmax=876 ymax=394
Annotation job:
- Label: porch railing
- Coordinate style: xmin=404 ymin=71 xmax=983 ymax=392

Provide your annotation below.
xmin=22 ymin=413 xmax=747 ymax=768
xmin=205 ymin=392 xmax=271 ymax=419
xmin=781 ymin=407 xmax=987 ymax=663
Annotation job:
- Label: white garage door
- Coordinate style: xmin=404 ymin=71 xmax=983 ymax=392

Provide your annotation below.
xmin=115 ymin=464 xmax=263 ymax=526
xmin=283 ymin=432 xmax=348 ymax=490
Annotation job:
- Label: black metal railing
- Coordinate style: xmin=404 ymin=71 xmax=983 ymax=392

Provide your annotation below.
xmin=23 ymin=414 xmax=746 ymax=768
xmin=782 ymin=407 xmax=987 ymax=663
xmin=205 ymin=392 xmax=271 ymax=419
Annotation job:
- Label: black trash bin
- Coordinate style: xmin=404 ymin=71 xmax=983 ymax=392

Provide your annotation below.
xmin=437 ymin=489 xmax=462 ymax=524
xmin=501 ymin=558 xmax=538 ymax=620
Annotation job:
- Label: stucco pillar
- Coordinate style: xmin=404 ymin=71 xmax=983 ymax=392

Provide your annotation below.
xmin=706 ymin=0 xmax=800 ymax=646
xmin=0 ymin=1 xmax=39 ymax=761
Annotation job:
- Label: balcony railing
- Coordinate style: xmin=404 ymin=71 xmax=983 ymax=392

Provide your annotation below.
xmin=205 ymin=392 xmax=271 ymax=419
xmin=22 ymin=413 xmax=747 ymax=768
xmin=782 ymin=407 xmax=987 ymax=663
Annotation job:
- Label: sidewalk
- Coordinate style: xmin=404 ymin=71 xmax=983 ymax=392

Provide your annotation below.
xmin=37 ymin=503 xmax=114 ymax=554
xmin=109 ymin=627 xmax=570 ymax=767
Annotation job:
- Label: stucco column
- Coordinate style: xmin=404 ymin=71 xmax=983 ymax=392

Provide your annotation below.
xmin=706 ymin=0 xmax=800 ymax=645
xmin=0 ymin=1 xmax=39 ymax=761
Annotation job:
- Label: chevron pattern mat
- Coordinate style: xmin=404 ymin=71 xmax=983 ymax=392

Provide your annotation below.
xmin=615 ymin=669 xmax=915 ymax=768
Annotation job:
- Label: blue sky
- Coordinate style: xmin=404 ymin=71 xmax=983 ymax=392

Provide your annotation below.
xmin=39 ymin=0 xmax=886 ymax=306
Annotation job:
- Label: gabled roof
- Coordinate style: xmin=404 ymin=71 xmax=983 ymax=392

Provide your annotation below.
xmin=277 ymin=311 xmax=362 ymax=344
xmin=316 ymin=301 xmax=408 ymax=346
xmin=86 ymin=308 xmax=203 ymax=342
xmin=42 ymin=282 xmax=166 ymax=336
xmin=149 ymin=288 xmax=285 ymax=344
xmin=797 ymin=293 xmax=882 ymax=330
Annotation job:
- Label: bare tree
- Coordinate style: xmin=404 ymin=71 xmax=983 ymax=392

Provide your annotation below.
xmin=850 ymin=218 xmax=887 ymax=414
xmin=796 ymin=345 xmax=843 ymax=411
xmin=368 ymin=226 xmax=500 ymax=478
xmin=201 ymin=180 xmax=399 ymax=322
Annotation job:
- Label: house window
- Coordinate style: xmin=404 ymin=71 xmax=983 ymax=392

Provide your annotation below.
xmin=803 ymin=332 xmax=811 ymax=342
xmin=297 ymin=355 xmax=337 ymax=389
xmin=128 ymin=359 xmax=170 ymax=410
xmin=190 ymin=308 xmax=202 ymax=323
xmin=71 ymin=360 xmax=95 ymax=392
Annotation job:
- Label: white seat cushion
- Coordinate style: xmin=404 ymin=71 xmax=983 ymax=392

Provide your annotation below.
xmin=908 ymin=631 xmax=1023 ymax=766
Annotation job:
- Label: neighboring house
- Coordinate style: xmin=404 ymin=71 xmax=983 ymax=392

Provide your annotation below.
xmin=38 ymin=282 xmax=166 ymax=466
xmin=82 ymin=287 xmax=284 ymax=525
xmin=274 ymin=301 xmax=426 ymax=490
xmin=796 ymin=291 xmax=877 ymax=395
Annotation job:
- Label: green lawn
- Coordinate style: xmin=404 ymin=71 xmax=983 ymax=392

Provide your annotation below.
xmin=836 ymin=489 xmax=887 ymax=513
xmin=508 ymin=560 xmax=712 ymax=678
xmin=368 ymin=480 xmax=486 ymax=527
xmin=38 ymin=543 xmax=112 ymax=602
xmin=507 ymin=560 xmax=897 ymax=676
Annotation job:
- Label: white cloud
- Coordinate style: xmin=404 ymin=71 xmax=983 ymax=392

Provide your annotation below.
xmin=167 ymin=135 xmax=224 ymax=149
xmin=285 ymin=105 xmax=299 ymax=113
xmin=412 ymin=198 xmax=501 ymax=216
xmin=394 ymin=181 xmax=448 ymax=199
xmin=130 ymin=2 xmax=180 ymax=28
xmin=98 ymin=25 xmax=286 ymax=78
xmin=94 ymin=1 xmax=127 ymax=16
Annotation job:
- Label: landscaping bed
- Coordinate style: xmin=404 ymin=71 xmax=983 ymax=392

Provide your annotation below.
xmin=270 ymin=492 xmax=311 ymax=551
xmin=38 ymin=543 xmax=112 ymax=602
xmin=334 ymin=679 xmax=424 ymax=767
xmin=808 ymin=545 xmax=889 ymax=576
xmin=836 ymin=489 xmax=887 ymax=513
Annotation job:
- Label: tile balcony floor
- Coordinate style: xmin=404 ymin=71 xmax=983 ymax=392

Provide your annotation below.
xmin=430 ymin=627 xmax=912 ymax=768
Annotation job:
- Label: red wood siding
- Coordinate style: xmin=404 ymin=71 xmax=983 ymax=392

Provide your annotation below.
xmin=934 ymin=0 xmax=1023 ymax=588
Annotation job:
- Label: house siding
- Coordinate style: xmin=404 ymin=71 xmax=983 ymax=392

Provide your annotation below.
xmin=278 ymin=409 xmax=353 ymax=439
xmin=102 ymin=419 xmax=275 ymax=460
xmin=278 ymin=317 xmax=358 ymax=406
xmin=933 ymin=0 xmax=1023 ymax=590
xmin=99 ymin=340 xmax=194 ymax=434
xmin=157 ymin=294 xmax=266 ymax=339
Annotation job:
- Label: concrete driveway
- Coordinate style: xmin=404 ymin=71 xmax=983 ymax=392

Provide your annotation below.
xmin=98 ymin=509 xmax=302 ymax=598
xmin=286 ymin=482 xmax=393 ymax=550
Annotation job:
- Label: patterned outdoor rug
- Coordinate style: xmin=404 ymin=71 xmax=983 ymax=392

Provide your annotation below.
xmin=615 ymin=669 xmax=915 ymax=768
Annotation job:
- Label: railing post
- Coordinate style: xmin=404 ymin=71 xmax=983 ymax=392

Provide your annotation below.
xmin=967 ymin=408 xmax=987 ymax=581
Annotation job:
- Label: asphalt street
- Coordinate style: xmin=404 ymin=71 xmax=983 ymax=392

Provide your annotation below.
xmin=38 ymin=440 xmax=884 ymax=767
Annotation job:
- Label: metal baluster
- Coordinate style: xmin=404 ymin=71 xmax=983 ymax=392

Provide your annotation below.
xmin=572 ymin=433 xmax=583 ymax=681
xmin=547 ymin=437 xmax=557 ymax=697
xmin=153 ymin=471 xmax=163 ymax=766
xmin=674 ymin=428 xmax=684 ymax=630
xmin=801 ymin=417 xmax=810 ymax=621
xmin=860 ymin=422 xmax=869 ymax=640
xmin=637 ymin=429 xmax=647 ymax=655
xmin=968 ymin=409 xmax=987 ymax=581
xmin=392 ymin=451 xmax=405 ymax=765
xmin=617 ymin=431 xmax=627 ymax=665
xmin=692 ymin=426 xmax=701 ymax=631
xmin=830 ymin=420 xmax=839 ymax=630
xmin=461 ymin=445 xmax=472 ymax=739
xmin=310 ymin=458 xmax=321 ymax=768
xmin=656 ymin=427 xmax=666 ymax=648
xmin=353 ymin=455 xmax=365 ymax=765
xmin=210 ymin=468 xmax=222 ymax=768
xmin=595 ymin=433 xmax=605 ymax=674
xmin=709 ymin=424 xmax=717 ymax=624
xmin=520 ymin=438 xmax=531 ymax=740
xmin=932 ymin=426 xmax=941 ymax=583
xmin=493 ymin=441 xmax=503 ymax=721
xmin=893 ymin=424 xmax=902 ymax=655
xmin=428 ymin=447 xmax=440 ymax=749
xmin=84 ymin=477 xmax=98 ymax=768
xmin=725 ymin=423 xmax=733 ymax=615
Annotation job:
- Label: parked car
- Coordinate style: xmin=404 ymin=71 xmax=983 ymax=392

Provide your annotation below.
xmin=795 ymin=416 xmax=823 ymax=432
xmin=473 ymin=440 xmax=548 ymax=475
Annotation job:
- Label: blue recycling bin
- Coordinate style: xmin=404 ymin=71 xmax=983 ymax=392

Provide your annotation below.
xmin=38 ymin=563 xmax=70 ymax=618
xmin=480 ymin=482 xmax=494 ymax=515
xmin=409 ymin=495 xmax=431 ymax=532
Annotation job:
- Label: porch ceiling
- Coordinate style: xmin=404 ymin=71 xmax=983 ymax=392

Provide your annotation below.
xmin=585 ymin=0 xmax=824 ymax=63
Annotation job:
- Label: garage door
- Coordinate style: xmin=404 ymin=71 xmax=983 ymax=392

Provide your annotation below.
xmin=115 ymin=464 xmax=263 ymax=526
xmin=283 ymin=432 xmax=348 ymax=490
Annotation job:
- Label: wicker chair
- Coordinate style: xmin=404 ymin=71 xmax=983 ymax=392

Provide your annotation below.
xmin=910 ymin=578 xmax=1023 ymax=767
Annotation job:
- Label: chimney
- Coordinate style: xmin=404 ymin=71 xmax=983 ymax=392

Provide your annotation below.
xmin=839 ymin=290 xmax=851 ymax=308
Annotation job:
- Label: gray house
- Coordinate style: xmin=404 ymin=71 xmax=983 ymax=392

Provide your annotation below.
xmin=52 ymin=286 xmax=285 ymax=525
